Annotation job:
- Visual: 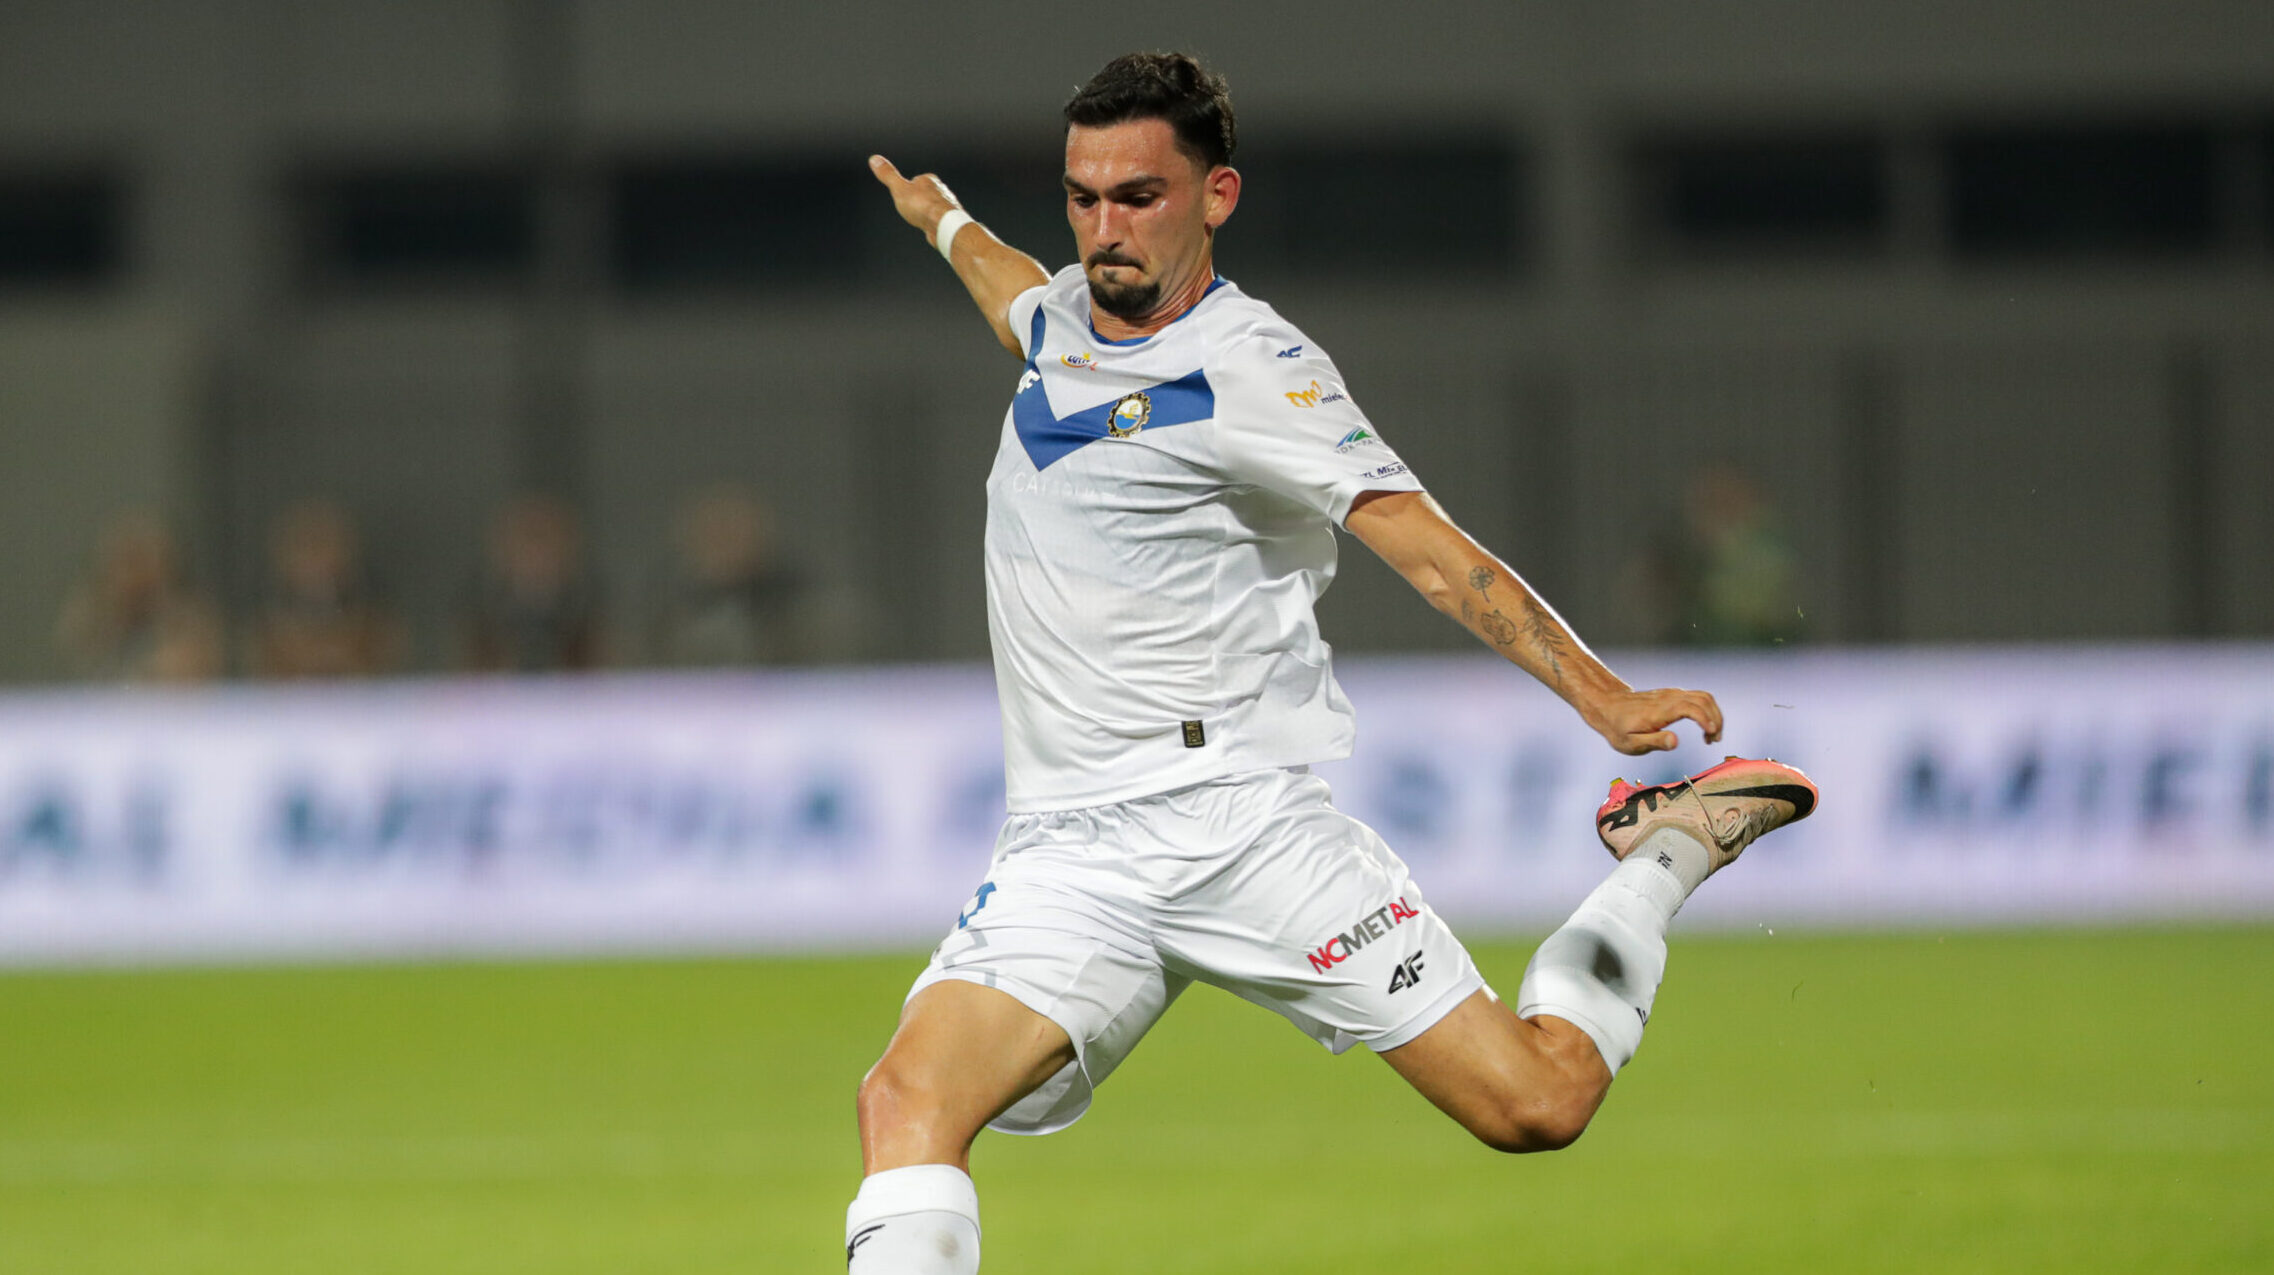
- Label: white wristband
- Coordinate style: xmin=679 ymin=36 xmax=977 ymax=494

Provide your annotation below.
xmin=934 ymin=209 xmax=976 ymax=263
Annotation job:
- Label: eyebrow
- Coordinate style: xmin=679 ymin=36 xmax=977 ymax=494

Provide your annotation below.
xmin=1062 ymin=173 xmax=1169 ymax=198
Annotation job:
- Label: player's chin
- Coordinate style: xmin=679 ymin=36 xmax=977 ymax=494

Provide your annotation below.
xmin=1087 ymin=276 xmax=1162 ymax=321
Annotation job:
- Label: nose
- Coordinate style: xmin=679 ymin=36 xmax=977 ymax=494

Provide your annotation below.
xmin=1087 ymin=199 xmax=1128 ymax=249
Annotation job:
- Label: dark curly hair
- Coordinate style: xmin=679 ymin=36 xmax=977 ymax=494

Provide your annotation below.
xmin=1063 ymin=52 xmax=1236 ymax=171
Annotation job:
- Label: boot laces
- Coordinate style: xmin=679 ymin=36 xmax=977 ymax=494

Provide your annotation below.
xmin=1680 ymin=782 xmax=1779 ymax=854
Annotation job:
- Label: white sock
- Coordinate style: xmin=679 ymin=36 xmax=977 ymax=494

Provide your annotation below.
xmin=1515 ymin=827 xmax=1708 ymax=1076
xmin=845 ymin=1164 xmax=981 ymax=1274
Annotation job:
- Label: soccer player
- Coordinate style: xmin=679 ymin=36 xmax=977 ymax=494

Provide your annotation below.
xmin=848 ymin=53 xmax=1817 ymax=1274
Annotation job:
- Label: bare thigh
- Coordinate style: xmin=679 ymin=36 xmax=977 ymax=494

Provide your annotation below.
xmin=858 ymin=979 xmax=1077 ymax=1174
xmin=1376 ymin=990 xmax=1614 ymax=1153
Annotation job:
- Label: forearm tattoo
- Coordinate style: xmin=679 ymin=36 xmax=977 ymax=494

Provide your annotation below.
xmin=1470 ymin=565 xmax=1519 ymax=649
xmin=1466 ymin=563 xmax=1567 ymax=688
xmin=1521 ymin=597 xmax=1571 ymax=689
xmin=1479 ymin=608 xmax=1519 ymax=647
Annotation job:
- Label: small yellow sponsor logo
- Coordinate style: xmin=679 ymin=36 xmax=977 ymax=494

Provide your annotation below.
xmin=1284 ymin=379 xmax=1349 ymax=408
xmin=1061 ymin=352 xmax=1097 ymax=370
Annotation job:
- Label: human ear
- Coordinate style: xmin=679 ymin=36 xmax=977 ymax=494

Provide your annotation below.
xmin=1204 ymin=166 xmax=1241 ymax=229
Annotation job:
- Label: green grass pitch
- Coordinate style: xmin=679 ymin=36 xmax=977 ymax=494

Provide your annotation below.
xmin=2 ymin=928 xmax=2268 ymax=1274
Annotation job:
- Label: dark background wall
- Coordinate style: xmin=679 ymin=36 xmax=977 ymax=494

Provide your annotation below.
xmin=2 ymin=0 xmax=2270 ymax=680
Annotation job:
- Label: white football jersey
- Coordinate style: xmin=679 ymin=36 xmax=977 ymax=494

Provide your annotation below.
xmin=986 ymin=265 xmax=1425 ymax=812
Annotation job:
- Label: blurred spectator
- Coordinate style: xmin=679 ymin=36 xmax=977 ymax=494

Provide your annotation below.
xmin=55 ymin=511 xmax=226 ymax=683
xmin=250 ymin=499 xmax=405 ymax=678
xmin=1632 ymin=461 xmax=1805 ymax=647
xmin=462 ymin=494 xmax=605 ymax=672
xmin=652 ymin=485 xmax=807 ymax=666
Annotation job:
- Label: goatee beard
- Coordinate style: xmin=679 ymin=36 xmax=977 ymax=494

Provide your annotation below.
xmin=1088 ymin=275 xmax=1162 ymax=321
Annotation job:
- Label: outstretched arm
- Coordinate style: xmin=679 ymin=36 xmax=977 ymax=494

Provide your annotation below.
xmin=869 ymin=155 xmax=1051 ymax=357
xmin=1345 ymin=490 xmax=1724 ymax=756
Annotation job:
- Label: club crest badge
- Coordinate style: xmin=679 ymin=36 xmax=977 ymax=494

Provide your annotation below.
xmin=1105 ymin=391 xmax=1151 ymax=438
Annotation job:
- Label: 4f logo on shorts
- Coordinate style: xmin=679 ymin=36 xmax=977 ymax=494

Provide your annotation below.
xmin=1386 ymin=951 xmax=1426 ymax=994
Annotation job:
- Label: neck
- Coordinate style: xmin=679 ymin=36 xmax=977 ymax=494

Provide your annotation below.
xmin=1089 ymin=246 xmax=1217 ymax=341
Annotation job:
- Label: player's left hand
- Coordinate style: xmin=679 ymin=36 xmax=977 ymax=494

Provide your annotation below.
xmin=868 ymin=155 xmax=962 ymax=246
xmin=1584 ymin=687 xmax=1723 ymax=755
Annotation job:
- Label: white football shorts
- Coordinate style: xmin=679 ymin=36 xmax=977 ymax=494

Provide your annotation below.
xmin=907 ymin=766 xmax=1488 ymax=1135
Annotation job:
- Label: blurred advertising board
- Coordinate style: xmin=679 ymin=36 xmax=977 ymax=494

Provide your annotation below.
xmin=1 ymin=646 xmax=2268 ymax=964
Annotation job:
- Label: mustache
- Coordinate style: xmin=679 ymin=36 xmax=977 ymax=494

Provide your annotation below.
xmin=1086 ymin=251 xmax=1141 ymax=269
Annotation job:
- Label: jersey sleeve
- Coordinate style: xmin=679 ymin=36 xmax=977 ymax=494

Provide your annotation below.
xmin=1207 ymin=333 xmax=1425 ymax=525
xmin=1006 ymin=283 xmax=1049 ymax=360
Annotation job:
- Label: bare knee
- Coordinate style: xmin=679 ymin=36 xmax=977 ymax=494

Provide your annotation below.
xmin=857 ymin=1055 xmax=942 ymax=1135
xmin=857 ymin=1052 xmax=990 ymax=1175
xmin=1469 ymin=1033 xmax=1611 ymax=1154
xmin=1470 ymin=1083 xmax=1601 ymax=1153
xmin=1380 ymin=993 xmax=1616 ymax=1156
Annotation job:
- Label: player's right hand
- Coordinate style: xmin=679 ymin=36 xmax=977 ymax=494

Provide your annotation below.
xmin=868 ymin=155 xmax=961 ymax=245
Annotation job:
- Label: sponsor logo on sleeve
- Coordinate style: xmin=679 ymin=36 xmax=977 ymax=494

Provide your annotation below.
xmin=1306 ymin=897 xmax=1420 ymax=974
xmin=1359 ymin=462 xmax=1410 ymax=482
xmin=1284 ymin=380 xmax=1349 ymax=409
xmin=1276 ymin=344 xmax=1304 ymax=358
xmin=1333 ymin=427 xmax=1379 ymax=453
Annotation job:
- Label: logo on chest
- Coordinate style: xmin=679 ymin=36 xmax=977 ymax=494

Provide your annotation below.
xmin=1105 ymin=392 xmax=1151 ymax=438
xmin=1011 ymin=364 xmax=1213 ymax=470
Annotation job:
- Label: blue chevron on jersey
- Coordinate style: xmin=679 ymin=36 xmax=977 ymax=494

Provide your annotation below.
xmin=1013 ymin=367 xmax=1217 ymax=470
